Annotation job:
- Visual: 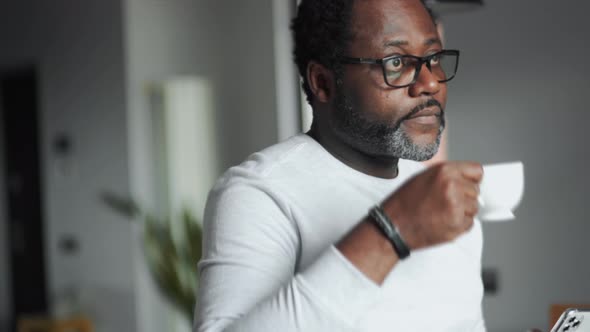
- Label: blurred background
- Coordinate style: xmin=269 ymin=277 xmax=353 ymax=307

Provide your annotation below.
xmin=0 ymin=0 xmax=589 ymax=332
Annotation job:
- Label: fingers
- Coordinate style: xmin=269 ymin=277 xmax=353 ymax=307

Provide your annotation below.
xmin=434 ymin=161 xmax=482 ymax=184
xmin=456 ymin=161 xmax=483 ymax=183
xmin=463 ymin=194 xmax=479 ymax=217
xmin=461 ymin=216 xmax=475 ymax=232
xmin=449 ymin=214 xmax=475 ymax=239
xmin=460 ymin=178 xmax=480 ymax=200
xmin=462 ymin=182 xmax=479 ymax=232
xmin=434 ymin=161 xmax=481 ymax=218
xmin=460 ymin=177 xmax=480 ymax=219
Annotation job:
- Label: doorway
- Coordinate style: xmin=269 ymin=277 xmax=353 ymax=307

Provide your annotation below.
xmin=0 ymin=66 xmax=48 ymax=330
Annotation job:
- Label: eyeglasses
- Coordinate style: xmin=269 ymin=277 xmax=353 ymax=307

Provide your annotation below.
xmin=338 ymin=49 xmax=460 ymax=88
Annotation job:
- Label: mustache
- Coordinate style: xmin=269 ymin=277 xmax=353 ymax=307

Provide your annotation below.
xmin=401 ymin=99 xmax=444 ymax=122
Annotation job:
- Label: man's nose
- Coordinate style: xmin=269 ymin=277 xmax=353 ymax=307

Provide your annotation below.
xmin=408 ymin=63 xmax=441 ymax=97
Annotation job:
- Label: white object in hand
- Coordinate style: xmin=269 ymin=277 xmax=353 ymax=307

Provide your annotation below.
xmin=477 ymin=161 xmax=524 ymax=222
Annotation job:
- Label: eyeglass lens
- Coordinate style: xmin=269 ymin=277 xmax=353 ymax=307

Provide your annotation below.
xmin=383 ymin=53 xmax=457 ymax=87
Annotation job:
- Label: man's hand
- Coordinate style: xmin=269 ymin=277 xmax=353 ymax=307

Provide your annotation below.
xmin=383 ymin=161 xmax=483 ymax=250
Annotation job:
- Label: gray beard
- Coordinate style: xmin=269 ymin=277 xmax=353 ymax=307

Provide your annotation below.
xmin=330 ymin=86 xmax=445 ymax=161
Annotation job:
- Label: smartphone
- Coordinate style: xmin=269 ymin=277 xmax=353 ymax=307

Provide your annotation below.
xmin=551 ymin=309 xmax=590 ymax=332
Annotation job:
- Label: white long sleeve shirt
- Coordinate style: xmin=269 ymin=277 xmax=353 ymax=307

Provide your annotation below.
xmin=195 ymin=133 xmax=485 ymax=332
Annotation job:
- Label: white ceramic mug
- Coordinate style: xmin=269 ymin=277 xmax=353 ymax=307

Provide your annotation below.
xmin=477 ymin=161 xmax=524 ymax=222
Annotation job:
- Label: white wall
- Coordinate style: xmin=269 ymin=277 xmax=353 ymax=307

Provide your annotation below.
xmin=124 ymin=2 xmax=222 ymax=331
xmin=124 ymin=0 xmax=285 ymax=331
xmin=40 ymin=0 xmax=136 ymax=329
xmin=209 ymin=0 xmax=281 ymax=169
xmin=441 ymin=1 xmax=590 ymax=331
xmin=0 ymin=1 xmax=137 ymax=331
xmin=273 ymin=0 xmax=302 ymax=140
xmin=1 ymin=1 xmax=291 ymax=331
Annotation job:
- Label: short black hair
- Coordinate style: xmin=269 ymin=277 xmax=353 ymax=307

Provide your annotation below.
xmin=291 ymin=0 xmax=436 ymax=105
xmin=291 ymin=0 xmax=355 ymax=105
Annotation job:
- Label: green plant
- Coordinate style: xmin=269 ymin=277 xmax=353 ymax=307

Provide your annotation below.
xmin=100 ymin=192 xmax=202 ymax=322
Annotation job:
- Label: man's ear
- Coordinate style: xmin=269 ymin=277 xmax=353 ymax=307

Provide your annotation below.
xmin=306 ymin=61 xmax=336 ymax=103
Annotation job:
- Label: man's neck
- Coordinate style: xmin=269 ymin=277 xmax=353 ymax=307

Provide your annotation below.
xmin=307 ymin=124 xmax=400 ymax=179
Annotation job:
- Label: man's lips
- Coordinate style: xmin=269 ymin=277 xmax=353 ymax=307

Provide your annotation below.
xmin=405 ymin=106 xmax=442 ymax=125
xmin=408 ymin=106 xmax=441 ymax=119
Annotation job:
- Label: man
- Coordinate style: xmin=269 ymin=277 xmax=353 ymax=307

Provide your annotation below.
xmin=194 ymin=0 xmax=484 ymax=331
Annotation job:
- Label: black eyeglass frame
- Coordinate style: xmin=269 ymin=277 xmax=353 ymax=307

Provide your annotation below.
xmin=338 ymin=49 xmax=460 ymax=88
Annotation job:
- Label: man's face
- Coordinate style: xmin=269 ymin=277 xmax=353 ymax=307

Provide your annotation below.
xmin=330 ymin=0 xmax=447 ymax=161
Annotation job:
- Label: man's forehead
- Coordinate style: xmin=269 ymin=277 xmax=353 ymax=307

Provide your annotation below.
xmin=350 ymin=0 xmax=439 ymax=51
xmin=383 ymin=37 xmax=441 ymax=48
xmin=351 ymin=0 xmax=431 ymax=21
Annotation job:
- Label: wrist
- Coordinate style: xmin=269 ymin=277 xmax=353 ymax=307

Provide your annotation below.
xmin=381 ymin=198 xmax=415 ymax=249
xmin=336 ymin=217 xmax=399 ymax=284
xmin=368 ymin=205 xmax=411 ymax=259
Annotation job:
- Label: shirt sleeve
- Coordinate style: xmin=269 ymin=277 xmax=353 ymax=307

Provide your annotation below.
xmin=193 ymin=183 xmax=381 ymax=332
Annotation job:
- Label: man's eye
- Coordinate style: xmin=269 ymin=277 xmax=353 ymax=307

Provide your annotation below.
xmin=385 ymin=57 xmax=404 ymax=72
xmin=430 ymin=54 xmax=441 ymax=65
